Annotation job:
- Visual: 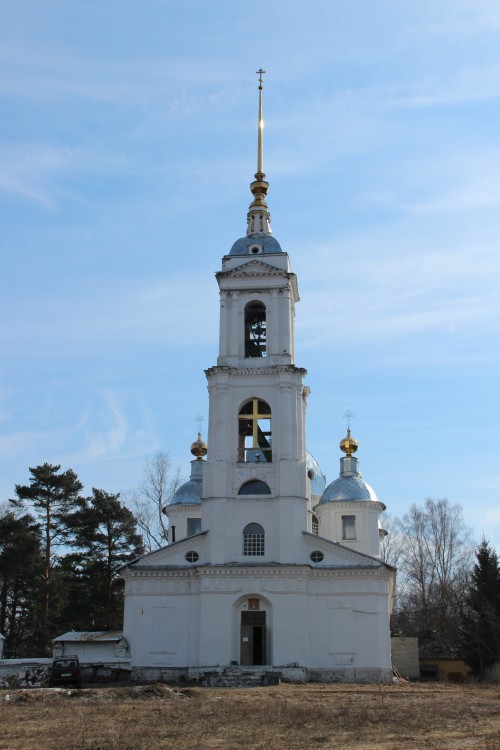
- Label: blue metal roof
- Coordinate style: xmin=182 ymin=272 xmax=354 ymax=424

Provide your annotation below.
xmin=229 ymin=233 xmax=283 ymax=255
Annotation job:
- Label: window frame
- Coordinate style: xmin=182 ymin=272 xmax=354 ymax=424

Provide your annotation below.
xmin=243 ymin=523 xmax=265 ymax=556
xmin=310 ymin=550 xmax=324 ymax=563
xmin=186 ymin=518 xmax=202 ymax=537
xmin=342 ymin=514 xmax=357 ymax=541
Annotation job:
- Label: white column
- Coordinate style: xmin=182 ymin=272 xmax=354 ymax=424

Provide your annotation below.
xmin=270 ymin=289 xmax=279 ymax=356
xmin=290 ymin=298 xmax=296 ymax=362
xmin=230 ymin=291 xmax=240 ymax=358
xmin=280 ymin=288 xmax=292 ymax=360
xmin=219 ymin=291 xmax=228 ymax=358
xmin=279 ymin=380 xmax=293 ymax=460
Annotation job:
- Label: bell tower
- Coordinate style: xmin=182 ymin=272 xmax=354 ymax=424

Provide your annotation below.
xmin=202 ymin=72 xmax=309 ymax=564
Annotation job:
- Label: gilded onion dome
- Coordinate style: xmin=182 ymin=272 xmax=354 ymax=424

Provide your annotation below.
xmin=339 ymin=428 xmax=358 ymax=457
xmin=191 ymin=432 xmax=208 ymax=460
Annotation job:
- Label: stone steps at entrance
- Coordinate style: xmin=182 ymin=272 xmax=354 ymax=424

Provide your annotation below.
xmin=188 ymin=666 xmax=282 ymax=688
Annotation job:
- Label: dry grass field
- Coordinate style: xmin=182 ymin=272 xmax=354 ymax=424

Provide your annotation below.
xmin=1 ymin=682 xmax=500 ymax=750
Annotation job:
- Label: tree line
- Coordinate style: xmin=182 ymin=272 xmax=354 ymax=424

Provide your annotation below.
xmin=382 ymin=498 xmax=500 ymax=679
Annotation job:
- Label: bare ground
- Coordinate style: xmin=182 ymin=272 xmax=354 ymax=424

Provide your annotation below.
xmin=1 ymin=682 xmax=500 ymax=750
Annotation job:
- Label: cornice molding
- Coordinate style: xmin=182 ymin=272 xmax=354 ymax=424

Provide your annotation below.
xmin=205 ymin=365 xmax=307 ymax=378
xmin=216 ymin=259 xmax=289 ymax=280
xmin=125 ymin=564 xmax=388 ymax=579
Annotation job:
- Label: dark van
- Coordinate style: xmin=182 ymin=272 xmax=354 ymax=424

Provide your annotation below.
xmin=49 ymin=656 xmax=82 ymax=688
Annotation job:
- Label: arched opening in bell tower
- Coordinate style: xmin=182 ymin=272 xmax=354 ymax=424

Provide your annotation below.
xmin=244 ymin=301 xmax=267 ymax=358
xmin=238 ymin=398 xmax=272 ymax=462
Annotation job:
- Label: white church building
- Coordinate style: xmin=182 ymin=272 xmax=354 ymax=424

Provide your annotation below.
xmin=121 ymin=77 xmax=395 ymax=684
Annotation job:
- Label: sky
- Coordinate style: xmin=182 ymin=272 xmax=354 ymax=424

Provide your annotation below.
xmin=1 ymin=1 xmax=499 ymax=550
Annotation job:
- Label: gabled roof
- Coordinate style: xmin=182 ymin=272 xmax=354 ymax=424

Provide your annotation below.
xmin=303 ymin=531 xmax=396 ymax=571
xmin=216 ymin=259 xmax=299 ymax=301
xmin=120 ymin=530 xmax=208 ymax=571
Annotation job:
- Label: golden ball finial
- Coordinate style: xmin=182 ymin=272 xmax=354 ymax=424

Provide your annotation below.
xmin=190 ymin=432 xmax=207 ymax=460
xmin=340 ymin=428 xmax=358 ymax=457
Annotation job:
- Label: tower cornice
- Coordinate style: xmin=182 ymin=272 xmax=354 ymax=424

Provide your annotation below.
xmin=205 ymin=364 xmax=307 ymax=378
xmin=216 ymin=260 xmax=299 ymax=301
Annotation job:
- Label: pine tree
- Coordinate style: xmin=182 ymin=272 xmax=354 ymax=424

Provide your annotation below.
xmin=0 ymin=510 xmax=44 ymax=656
xmin=11 ymin=463 xmax=83 ymax=651
xmin=63 ymin=489 xmax=143 ymax=630
xmin=461 ymin=538 xmax=500 ymax=678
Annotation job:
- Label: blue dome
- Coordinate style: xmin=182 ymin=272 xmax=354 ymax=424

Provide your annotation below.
xmin=229 ymin=233 xmax=283 ymax=255
xmin=319 ymin=475 xmax=379 ymax=504
xmin=168 ymin=479 xmax=202 ymax=506
xmin=306 ymin=451 xmax=327 ymax=496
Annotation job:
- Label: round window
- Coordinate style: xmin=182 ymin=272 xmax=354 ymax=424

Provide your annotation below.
xmin=185 ymin=551 xmax=199 ymax=563
xmin=310 ymin=550 xmax=324 ymax=563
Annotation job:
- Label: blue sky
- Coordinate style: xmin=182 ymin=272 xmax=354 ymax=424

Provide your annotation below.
xmin=1 ymin=1 xmax=499 ymax=549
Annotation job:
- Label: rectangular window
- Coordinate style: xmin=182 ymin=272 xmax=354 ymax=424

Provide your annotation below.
xmin=342 ymin=515 xmax=356 ymax=540
xmin=187 ymin=518 xmax=202 ymax=537
xmin=243 ymin=532 xmax=265 ymax=556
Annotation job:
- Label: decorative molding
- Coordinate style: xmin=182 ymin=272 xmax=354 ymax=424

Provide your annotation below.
xmin=205 ymin=365 xmax=307 ymax=378
xmin=126 ymin=565 xmax=388 ymax=579
xmin=216 ymin=260 xmax=289 ymax=280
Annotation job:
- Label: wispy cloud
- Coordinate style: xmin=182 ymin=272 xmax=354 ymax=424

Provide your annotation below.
xmin=0 ymin=144 xmax=127 ymax=208
xmin=0 ymin=41 xmax=245 ymax=105
xmin=1 ymin=272 xmax=219 ymax=357
xmin=295 ymin=218 xmax=500 ymax=362
xmin=398 ymin=63 xmax=500 ymax=108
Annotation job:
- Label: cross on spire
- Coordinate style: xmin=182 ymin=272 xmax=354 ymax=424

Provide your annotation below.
xmin=256 ymin=68 xmax=266 ymax=90
xmin=195 ymin=414 xmax=205 ymax=433
xmin=343 ymin=410 xmax=354 ymax=430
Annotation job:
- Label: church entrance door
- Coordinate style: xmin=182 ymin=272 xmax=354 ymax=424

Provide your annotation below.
xmin=240 ymin=611 xmax=266 ymax=665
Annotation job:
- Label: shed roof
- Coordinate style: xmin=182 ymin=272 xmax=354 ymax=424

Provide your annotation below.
xmin=53 ymin=631 xmax=123 ymax=643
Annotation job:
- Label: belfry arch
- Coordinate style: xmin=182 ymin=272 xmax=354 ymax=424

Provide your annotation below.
xmin=244 ymin=301 xmax=267 ymax=358
xmin=237 ymin=398 xmax=272 ymax=462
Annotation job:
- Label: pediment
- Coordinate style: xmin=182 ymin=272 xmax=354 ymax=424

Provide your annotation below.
xmin=217 ymin=260 xmax=299 ymax=301
xmin=126 ymin=532 xmax=207 ymax=570
xmin=303 ymin=532 xmax=383 ymax=568
xmin=217 ymin=259 xmax=289 ymax=280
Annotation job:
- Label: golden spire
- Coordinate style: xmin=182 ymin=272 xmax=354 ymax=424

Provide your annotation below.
xmin=247 ymin=69 xmax=272 ymax=236
xmin=190 ymin=432 xmax=208 ymax=461
xmin=257 ymin=68 xmax=264 ymax=178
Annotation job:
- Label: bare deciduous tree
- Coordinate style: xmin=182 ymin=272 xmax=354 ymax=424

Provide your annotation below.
xmin=379 ymin=512 xmax=408 ymax=609
xmin=130 ymin=452 xmax=183 ymax=552
xmin=389 ymin=498 xmax=474 ymax=640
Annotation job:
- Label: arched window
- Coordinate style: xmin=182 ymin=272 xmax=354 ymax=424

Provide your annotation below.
xmin=245 ymin=301 xmax=266 ymax=358
xmin=312 ymin=515 xmax=319 ymax=535
xmin=238 ymin=480 xmax=271 ymax=496
xmin=238 ymin=399 xmax=272 ymax=462
xmin=243 ymin=523 xmax=265 ymax=556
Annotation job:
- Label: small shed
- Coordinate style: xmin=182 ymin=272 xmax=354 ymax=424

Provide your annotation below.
xmin=53 ymin=631 xmax=130 ymax=666
xmin=0 ymin=634 xmax=5 ymax=659
xmin=419 ymin=637 xmax=471 ymax=683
